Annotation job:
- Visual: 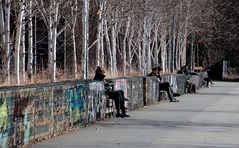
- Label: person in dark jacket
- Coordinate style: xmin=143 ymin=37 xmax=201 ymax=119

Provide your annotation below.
xmin=94 ymin=66 xmax=106 ymax=81
xmin=147 ymin=67 xmax=159 ymax=77
xmin=147 ymin=67 xmax=179 ymax=102
xmin=93 ymin=66 xmax=130 ymax=118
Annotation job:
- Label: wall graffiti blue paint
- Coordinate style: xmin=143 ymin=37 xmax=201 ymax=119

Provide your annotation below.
xmin=0 ymin=97 xmax=8 ymax=148
xmin=65 ymin=85 xmax=85 ymax=125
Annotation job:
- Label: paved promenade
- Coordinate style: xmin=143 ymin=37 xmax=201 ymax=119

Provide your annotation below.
xmin=32 ymin=82 xmax=239 ymax=148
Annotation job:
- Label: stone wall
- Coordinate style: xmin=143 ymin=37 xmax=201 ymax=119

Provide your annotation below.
xmin=0 ymin=74 xmax=201 ymax=147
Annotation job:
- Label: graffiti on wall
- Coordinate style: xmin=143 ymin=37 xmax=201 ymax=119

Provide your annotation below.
xmin=115 ymin=79 xmax=128 ymax=97
xmin=0 ymin=97 xmax=8 ymax=148
xmin=13 ymin=92 xmax=32 ymax=146
xmin=0 ymin=90 xmax=33 ymax=148
xmin=65 ymin=85 xmax=85 ymax=126
xmin=89 ymin=82 xmax=105 ymax=120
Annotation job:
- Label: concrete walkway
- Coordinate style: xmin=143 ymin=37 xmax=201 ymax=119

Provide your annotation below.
xmin=32 ymin=82 xmax=239 ymax=148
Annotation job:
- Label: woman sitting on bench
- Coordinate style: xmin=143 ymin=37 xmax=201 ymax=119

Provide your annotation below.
xmin=93 ymin=66 xmax=130 ymax=118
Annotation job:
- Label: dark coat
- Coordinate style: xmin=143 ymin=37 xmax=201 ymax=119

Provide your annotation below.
xmin=93 ymin=73 xmax=105 ymax=81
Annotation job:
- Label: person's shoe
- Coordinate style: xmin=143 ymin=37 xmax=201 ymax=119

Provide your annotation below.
xmin=124 ymin=97 xmax=129 ymax=101
xmin=173 ymin=93 xmax=180 ymax=97
xmin=116 ymin=113 xmax=124 ymax=118
xmin=170 ymin=99 xmax=179 ymax=102
xmin=122 ymin=114 xmax=131 ymax=117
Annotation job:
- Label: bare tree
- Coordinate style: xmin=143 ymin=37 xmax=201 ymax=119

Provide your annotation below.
xmin=82 ymin=0 xmax=90 ymax=79
xmin=14 ymin=0 xmax=25 ymax=84
xmin=0 ymin=0 xmax=11 ymax=84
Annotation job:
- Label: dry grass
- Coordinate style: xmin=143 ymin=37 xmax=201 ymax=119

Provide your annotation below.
xmin=0 ymin=67 xmax=142 ymax=86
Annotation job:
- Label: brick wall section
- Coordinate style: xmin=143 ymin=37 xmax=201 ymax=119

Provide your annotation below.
xmin=0 ymin=74 xmax=202 ymax=147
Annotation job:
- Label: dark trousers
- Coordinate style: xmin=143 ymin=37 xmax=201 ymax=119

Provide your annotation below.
xmin=106 ymin=90 xmax=126 ymax=115
xmin=204 ymin=78 xmax=213 ymax=87
xmin=159 ymin=82 xmax=174 ymax=100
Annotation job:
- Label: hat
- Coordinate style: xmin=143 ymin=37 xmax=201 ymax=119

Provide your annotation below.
xmin=152 ymin=67 xmax=158 ymax=71
xmin=157 ymin=67 xmax=163 ymax=71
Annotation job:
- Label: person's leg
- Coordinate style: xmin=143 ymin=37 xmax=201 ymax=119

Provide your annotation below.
xmin=188 ymin=83 xmax=192 ymax=93
xmin=192 ymin=84 xmax=196 ymax=93
xmin=204 ymin=78 xmax=210 ymax=87
xmin=118 ymin=90 xmax=128 ymax=100
xmin=165 ymin=87 xmax=178 ymax=102
xmin=107 ymin=91 xmax=122 ymax=117
xmin=117 ymin=90 xmax=130 ymax=117
xmin=209 ymin=78 xmax=213 ymax=85
xmin=160 ymin=83 xmax=177 ymax=102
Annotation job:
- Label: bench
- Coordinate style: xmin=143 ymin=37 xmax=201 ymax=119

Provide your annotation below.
xmin=105 ymin=96 xmax=114 ymax=117
xmin=104 ymin=93 xmax=129 ymax=118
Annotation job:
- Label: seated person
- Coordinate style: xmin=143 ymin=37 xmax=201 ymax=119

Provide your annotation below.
xmin=179 ymin=65 xmax=198 ymax=93
xmin=147 ymin=67 xmax=179 ymax=102
xmin=185 ymin=77 xmax=196 ymax=93
xmin=94 ymin=66 xmax=130 ymax=118
xmin=93 ymin=66 xmax=106 ymax=81
xmin=177 ymin=66 xmax=185 ymax=74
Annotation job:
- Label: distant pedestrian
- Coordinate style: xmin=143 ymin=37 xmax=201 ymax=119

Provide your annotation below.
xmin=203 ymin=69 xmax=214 ymax=87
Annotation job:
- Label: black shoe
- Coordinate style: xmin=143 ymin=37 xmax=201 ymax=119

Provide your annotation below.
xmin=122 ymin=114 xmax=131 ymax=117
xmin=173 ymin=93 xmax=180 ymax=97
xmin=116 ymin=113 xmax=124 ymax=118
xmin=170 ymin=99 xmax=179 ymax=102
xmin=124 ymin=97 xmax=129 ymax=101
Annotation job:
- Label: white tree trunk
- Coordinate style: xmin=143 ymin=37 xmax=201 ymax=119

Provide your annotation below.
xmin=160 ymin=29 xmax=167 ymax=72
xmin=22 ymin=10 xmax=26 ymax=82
xmin=5 ymin=0 xmax=11 ymax=84
xmin=172 ymin=15 xmax=177 ymax=72
xmin=100 ymin=20 xmax=104 ymax=68
xmin=72 ymin=27 xmax=78 ymax=78
xmin=104 ymin=21 xmax=113 ymax=73
xmin=28 ymin=0 xmax=33 ymax=82
xmin=0 ymin=2 xmax=5 ymax=45
xmin=146 ymin=22 xmax=152 ymax=73
xmin=15 ymin=0 xmax=25 ymax=84
xmin=64 ymin=30 xmax=66 ymax=74
xmin=123 ymin=18 xmax=130 ymax=76
xmin=137 ymin=30 xmax=143 ymax=75
xmin=82 ymin=0 xmax=90 ymax=79
xmin=167 ymin=27 xmax=172 ymax=73
xmin=96 ymin=1 xmax=103 ymax=67
xmin=111 ymin=23 xmax=117 ymax=76
xmin=142 ymin=19 xmax=147 ymax=75
xmin=128 ymin=26 xmax=134 ymax=74
xmin=181 ymin=0 xmax=191 ymax=66
xmin=72 ymin=0 xmax=78 ymax=78
xmin=153 ymin=26 xmax=159 ymax=67
xmin=51 ymin=0 xmax=59 ymax=82
xmin=0 ymin=0 xmax=11 ymax=83
xmin=48 ymin=2 xmax=53 ymax=76
xmin=34 ymin=16 xmax=37 ymax=74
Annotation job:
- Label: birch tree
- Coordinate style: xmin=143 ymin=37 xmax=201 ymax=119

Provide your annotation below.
xmin=35 ymin=0 xmax=63 ymax=82
xmin=0 ymin=0 xmax=11 ymax=84
xmin=14 ymin=0 xmax=25 ymax=84
xmin=96 ymin=0 xmax=104 ymax=67
xmin=82 ymin=0 xmax=89 ymax=79
xmin=27 ymin=0 xmax=33 ymax=82
xmin=62 ymin=0 xmax=80 ymax=78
